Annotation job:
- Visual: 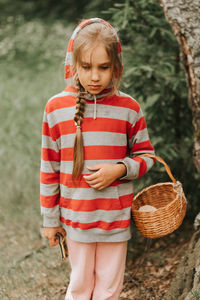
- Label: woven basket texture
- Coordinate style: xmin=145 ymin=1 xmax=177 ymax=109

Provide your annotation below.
xmin=132 ymin=155 xmax=187 ymax=239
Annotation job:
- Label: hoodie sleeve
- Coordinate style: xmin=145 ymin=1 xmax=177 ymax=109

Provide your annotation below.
xmin=119 ymin=106 xmax=155 ymax=180
xmin=40 ymin=108 xmax=61 ymax=227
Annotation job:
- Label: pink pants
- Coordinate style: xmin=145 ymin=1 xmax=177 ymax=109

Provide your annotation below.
xmin=65 ymin=237 xmax=127 ymax=300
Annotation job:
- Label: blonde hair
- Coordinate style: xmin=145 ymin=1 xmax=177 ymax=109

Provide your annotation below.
xmin=72 ymin=22 xmax=123 ymax=180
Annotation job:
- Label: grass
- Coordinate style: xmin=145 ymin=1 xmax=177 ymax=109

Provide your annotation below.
xmin=0 ymin=60 xmax=63 ymax=254
xmin=0 ymin=62 xmax=70 ymax=298
xmin=0 ymin=19 xmax=72 ymax=299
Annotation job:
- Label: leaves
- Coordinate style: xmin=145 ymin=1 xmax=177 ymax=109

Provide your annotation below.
xmin=0 ymin=17 xmax=73 ymax=68
xmin=104 ymin=0 xmax=200 ymax=210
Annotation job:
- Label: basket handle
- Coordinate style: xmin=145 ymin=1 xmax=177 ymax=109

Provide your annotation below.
xmin=140 ymin=153 xmax=177 ymax=184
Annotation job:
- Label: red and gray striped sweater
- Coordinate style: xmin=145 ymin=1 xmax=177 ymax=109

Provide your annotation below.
xmin=40 ymin=85 xmax=155 ymax=242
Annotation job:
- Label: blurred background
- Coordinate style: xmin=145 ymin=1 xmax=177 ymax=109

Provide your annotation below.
xmin=0 ymin=0 xmax=199 ymax=299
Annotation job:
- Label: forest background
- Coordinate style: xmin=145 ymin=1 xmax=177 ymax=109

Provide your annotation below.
xmin=0 ymin=0 xmax=199 ymax=299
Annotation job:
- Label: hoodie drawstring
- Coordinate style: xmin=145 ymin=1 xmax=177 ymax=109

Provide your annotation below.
xmin=94 ymin=95 xmax=97 ymax=120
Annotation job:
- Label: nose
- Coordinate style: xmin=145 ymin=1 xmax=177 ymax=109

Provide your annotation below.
xmin=91 ymin=68 xmax=99 ymax=82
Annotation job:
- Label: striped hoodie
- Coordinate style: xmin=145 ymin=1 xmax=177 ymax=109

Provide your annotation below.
xmin=40 ymin=18 xmax=155 ymax=242
xmin=40 ymin=86 xmax=155 ymax=242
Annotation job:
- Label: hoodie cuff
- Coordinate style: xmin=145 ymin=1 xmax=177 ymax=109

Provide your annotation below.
xmin=43 ymin=215 xmax=61 ymax=227
xmin=117 ymin=157 xmax=140 ymax=180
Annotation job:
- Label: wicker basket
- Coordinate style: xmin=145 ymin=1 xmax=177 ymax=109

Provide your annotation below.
xmin=132 ymin=154 xmax=187 ymax=239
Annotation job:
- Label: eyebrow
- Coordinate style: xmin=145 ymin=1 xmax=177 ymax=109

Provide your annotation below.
xmin=80 ymin=61 xmax=111 ymax=65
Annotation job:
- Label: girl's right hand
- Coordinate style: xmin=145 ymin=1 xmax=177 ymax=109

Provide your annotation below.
xmin=44 ymin=226 xmax=66 ymax=247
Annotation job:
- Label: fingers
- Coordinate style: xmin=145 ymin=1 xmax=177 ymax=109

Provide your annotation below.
xmin=84 ymin=165 xmax=108 ymax=190
xmin=44 ymin=226 xmax=66 ymax=247
xmin=84 ymin=175 xmax=100 ymax=184
xmin=84 ymin=172 xmax=99 ymax=181
xmin=90 ymin=182 xmax=103 ymax=190
xmin=60 ymin=227 xmax=66 ymax=237
xmin=84 ymin=177 xmax=105 ymax=190
xmin=93 ymin=184 xmax=104 ymax=191
xmin=49 ymin=236 xmax=59 ymax=247
xmin=83 ymin=167 xmax=101 ymax=186
xmin=56 ymin=227 xmax=66 ymax=237
xmin=84 ymin=164 xmax=115 ymax=190
xmin=84 ymin=173 xmax=103 ymax=190
xmin=86 ymin=164 xmax=101 ymax=171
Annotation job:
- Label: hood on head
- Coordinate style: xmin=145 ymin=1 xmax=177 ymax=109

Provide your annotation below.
xmin=64 ymin=18 xmax=123 ymax=89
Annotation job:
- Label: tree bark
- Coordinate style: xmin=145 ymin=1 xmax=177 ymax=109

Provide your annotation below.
xmin=159 ymin=0 xmax=200 ymax=172
xmin=165 ymin=229 xmax=200 ymax=299
xmin=159 ymin=1 xmax=200 ymax=299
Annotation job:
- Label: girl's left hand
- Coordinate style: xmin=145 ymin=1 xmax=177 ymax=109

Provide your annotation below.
xmin=44 ymin=226 xmax=66 ymax=247
xmin=83 ymin=163 xmax=126 ymax=190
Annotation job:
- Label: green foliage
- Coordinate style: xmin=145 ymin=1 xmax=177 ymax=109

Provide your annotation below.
xmin=104 ymin=0 xmax=200 ymax=213
xmin=0 ymin=19 xmax=70 ymax=222
xmin=0 ymin=0 xmax=89 ymax=22
xmin=82 ymin=0 xmax=116 ymax=19
xmin=0 ymin=0 xmax=118 ymax=23
xmin=0 ymin=19 xmax=73 ymax=297
xmin=0 ymin=16 xmax=73 ymax=69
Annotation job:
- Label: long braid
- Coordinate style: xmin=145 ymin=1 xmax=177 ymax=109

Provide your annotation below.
xmin=72 ymin=78 xmax=86 ymax=180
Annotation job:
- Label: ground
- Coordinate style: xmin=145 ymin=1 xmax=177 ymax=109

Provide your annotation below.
xmin=120 ymin=218 xmax=192 ymax=300
xmin=0 ymin=217 xmax=192 ymax=300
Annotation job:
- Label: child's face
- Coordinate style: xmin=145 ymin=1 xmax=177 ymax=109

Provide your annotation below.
xmin=76 ymin=44 xmax=113 ymax=95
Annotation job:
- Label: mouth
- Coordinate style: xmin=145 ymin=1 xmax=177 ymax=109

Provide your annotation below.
xmin=89 ymin=85 xmax=101 ymax=90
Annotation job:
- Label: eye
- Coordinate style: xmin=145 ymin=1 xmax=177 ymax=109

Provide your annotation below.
xmin=82 ymin=65 xmax=91 ymax=70
xmin=100 ymin=65 xmax=110 ymax=70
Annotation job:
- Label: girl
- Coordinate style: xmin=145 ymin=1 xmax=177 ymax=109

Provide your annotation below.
xmin=40 ymin=18 xmax=155 ymax=300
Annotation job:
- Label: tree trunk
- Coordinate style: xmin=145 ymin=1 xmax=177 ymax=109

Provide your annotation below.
xmin=159 ymin=1 xmax=200 ymax=298
xmin=165 ymin=229 xmax=200 ymax=299
xmin=160 ymin=0 xmax=200 ymax=172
